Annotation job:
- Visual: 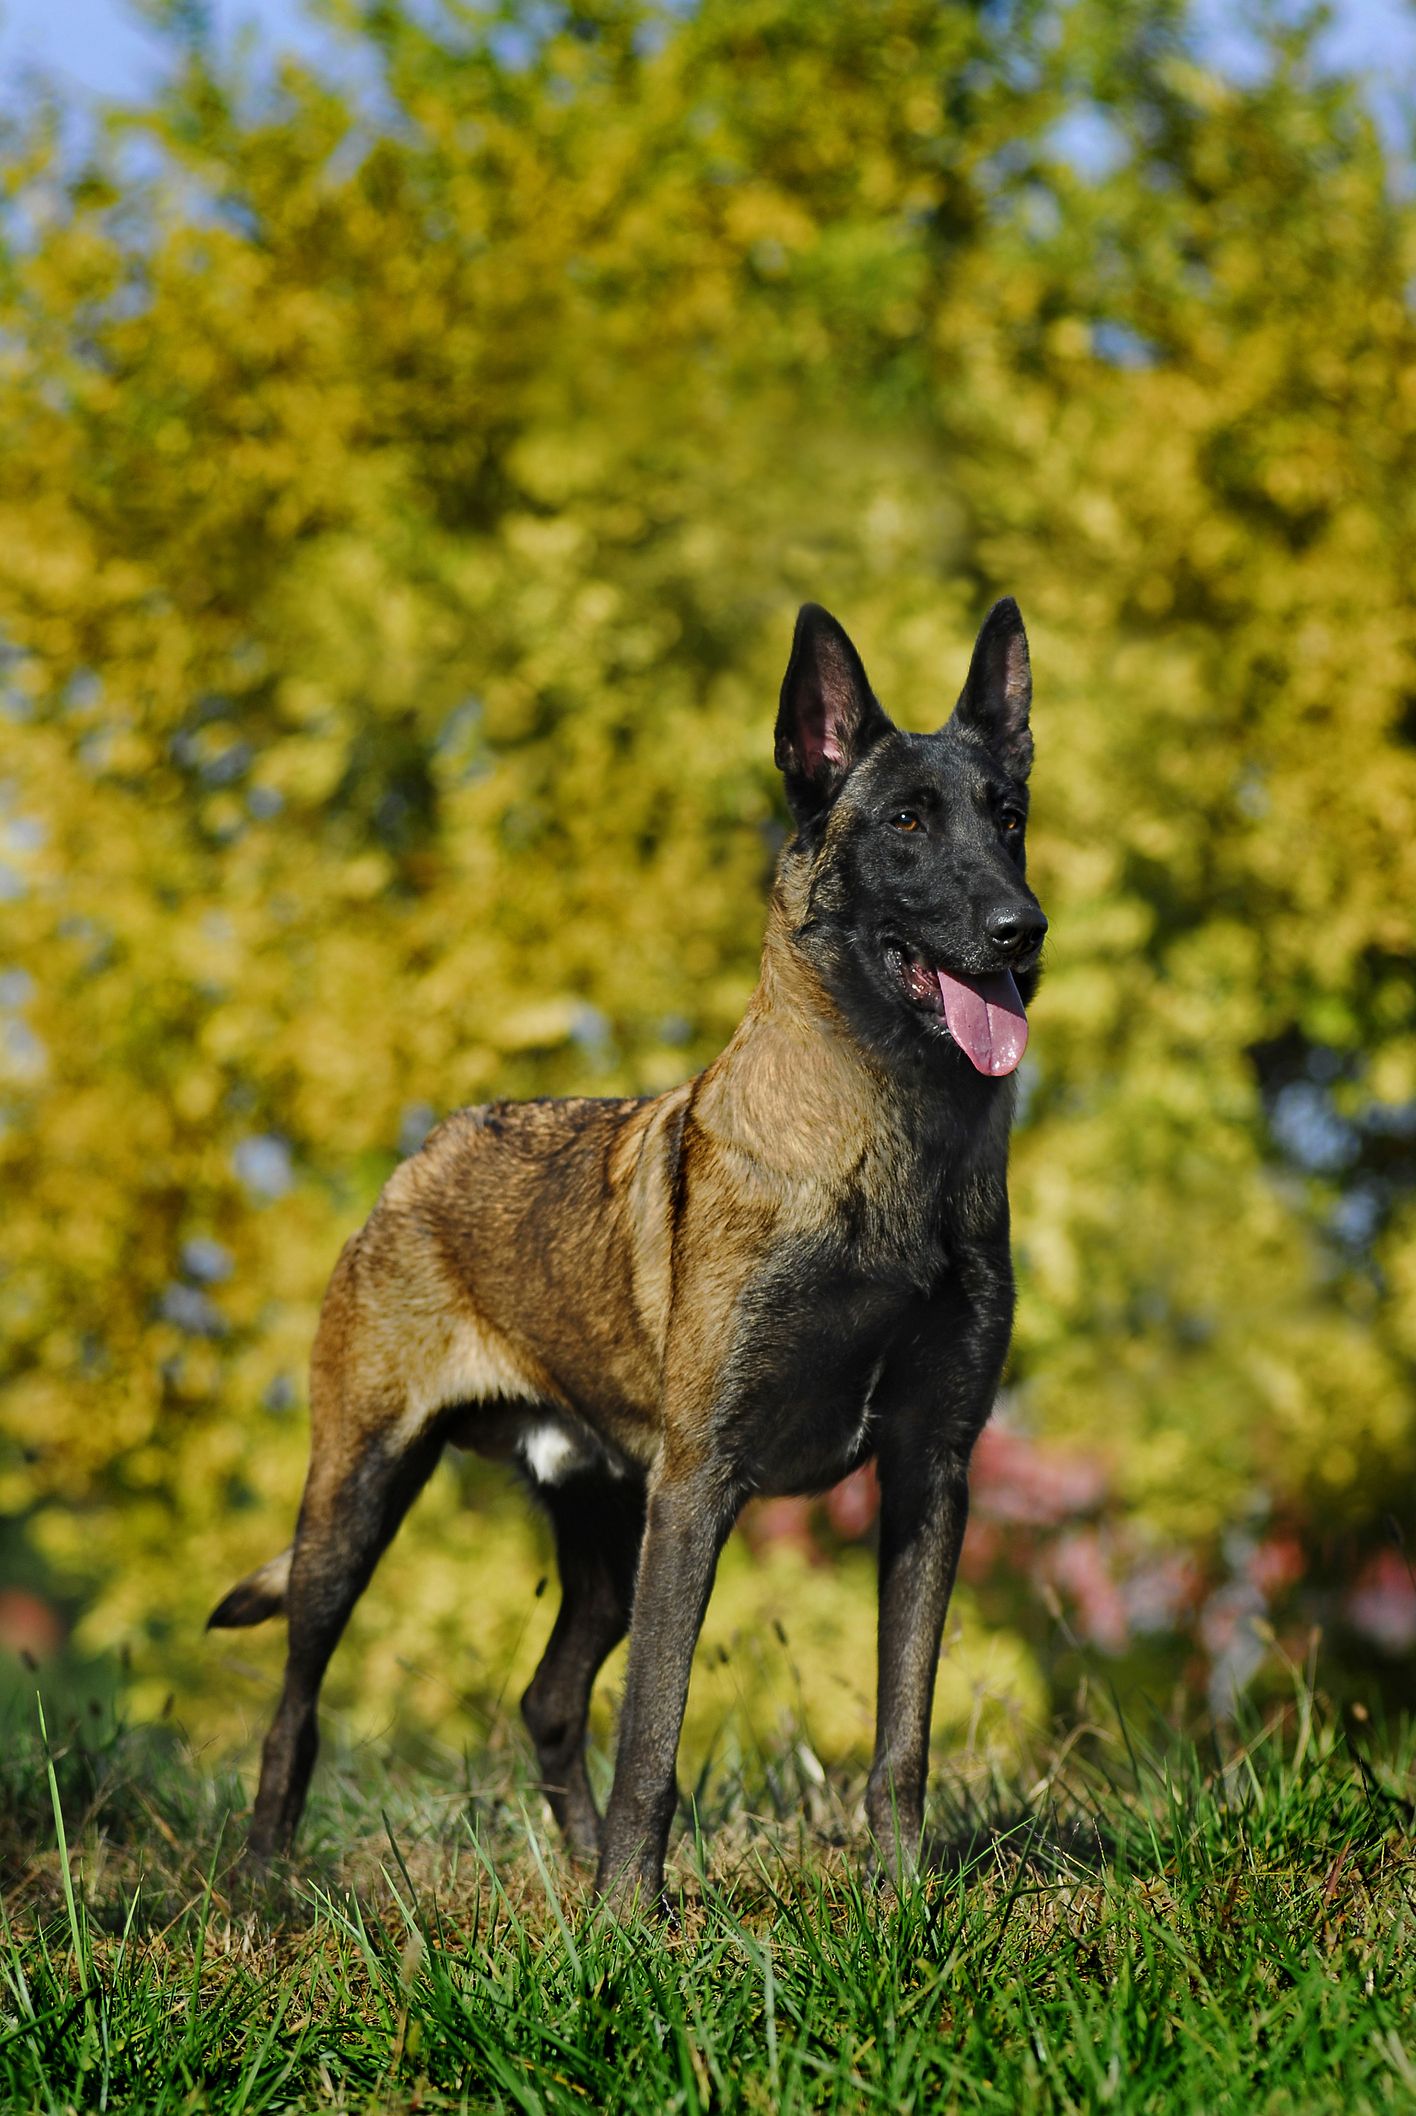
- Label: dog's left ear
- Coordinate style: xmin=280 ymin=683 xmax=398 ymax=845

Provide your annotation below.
xmin=775 ymin=604 xmax=893 ymax=825
xmin=950 ymin=597 xmax=1033 ymax=781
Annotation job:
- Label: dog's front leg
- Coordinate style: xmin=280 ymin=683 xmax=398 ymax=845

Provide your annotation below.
xmin=595 ymin=1458 xmax=735 ymax=1916
xmin=866 ymin=1246 xmax=1014 ymax=1880
xmin=866 ymin=1439 xmax=971 ymax=1879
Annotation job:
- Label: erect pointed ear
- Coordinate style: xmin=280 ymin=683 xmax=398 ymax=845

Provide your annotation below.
xmin=949 ymin=597 xmax=1033 ymax=780
xmin=774 ymin=604 xmax=893 ymax=825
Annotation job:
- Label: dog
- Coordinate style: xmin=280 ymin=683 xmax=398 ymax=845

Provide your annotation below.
xmin=209 ymin=597 xmax=1046 ymax=1911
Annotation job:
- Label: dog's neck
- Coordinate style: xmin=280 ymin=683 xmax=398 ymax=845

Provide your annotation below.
xmin=693 ymin=894 xmax=960 ymax=1189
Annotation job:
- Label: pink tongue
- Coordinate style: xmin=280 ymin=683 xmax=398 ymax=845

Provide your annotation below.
xmin=935 ymin=967 xmax=1028 ymax=1076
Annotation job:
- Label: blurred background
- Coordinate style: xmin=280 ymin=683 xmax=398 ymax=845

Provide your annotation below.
xmin=0 ymin=0 xmax=1413 ymax=1776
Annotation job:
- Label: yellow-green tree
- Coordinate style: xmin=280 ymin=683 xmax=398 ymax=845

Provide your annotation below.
xmin=0 ymin=0 xmax=1411 ymax=1747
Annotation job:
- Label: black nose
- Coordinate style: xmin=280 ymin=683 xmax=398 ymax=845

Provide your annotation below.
xmin=984 ymin=904 xmax=1048 ymax=959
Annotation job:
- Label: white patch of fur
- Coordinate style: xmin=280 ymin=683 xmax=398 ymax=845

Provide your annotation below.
xmin=521 ymin=1419 xmax=597 ymax=1486
xmin=257 ymin=1546 xmax=293 ymax=1600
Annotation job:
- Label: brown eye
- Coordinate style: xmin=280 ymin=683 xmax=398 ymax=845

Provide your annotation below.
xmin=891 ymin=811 xmax=920 ymax=833
xmin=1000 ymin=809 xmax=1024 ymax=834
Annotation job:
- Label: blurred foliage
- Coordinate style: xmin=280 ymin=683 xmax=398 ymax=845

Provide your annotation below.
xmin=0 ymin=0 xmax=1413 ymax=1747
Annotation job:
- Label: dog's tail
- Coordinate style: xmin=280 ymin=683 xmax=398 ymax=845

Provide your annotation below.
xmin=207 ymin=1546 xmax=293 ymax=1630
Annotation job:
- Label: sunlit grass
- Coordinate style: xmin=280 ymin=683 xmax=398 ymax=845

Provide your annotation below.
xmin=2 ymin=1680 xmax=1414 ymax=2113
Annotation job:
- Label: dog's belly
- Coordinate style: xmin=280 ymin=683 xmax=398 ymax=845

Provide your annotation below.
xmin=446 ymin=1400 xmax=635 ymax=1487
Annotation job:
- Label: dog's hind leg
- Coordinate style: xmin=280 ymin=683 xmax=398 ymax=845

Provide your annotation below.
xmin=246 ymin=1411 xmax=445 ymax=1860
xmin=232 ymin=1192 xmax=560 ymax=1863
xmin=522 ymin=1469 xmax=646 ymax=1861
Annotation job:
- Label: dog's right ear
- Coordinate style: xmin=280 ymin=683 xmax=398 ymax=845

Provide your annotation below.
xmin=774 ymin=605 xmax=893 ymax=826
xmin=950 ymin=597 xmax=1033 ymax=781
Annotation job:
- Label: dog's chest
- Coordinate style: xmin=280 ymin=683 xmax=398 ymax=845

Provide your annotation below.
xmin=715 ymin=1219 xmax=946 ymax=1499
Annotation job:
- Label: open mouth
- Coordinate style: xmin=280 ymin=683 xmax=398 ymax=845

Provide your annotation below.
xmin=887 ymin=945 xmax=1029 ymax=1077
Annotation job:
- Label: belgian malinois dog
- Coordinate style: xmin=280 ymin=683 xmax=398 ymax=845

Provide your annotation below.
xmin=210 ymin=597 xmax=1046 ymax=1911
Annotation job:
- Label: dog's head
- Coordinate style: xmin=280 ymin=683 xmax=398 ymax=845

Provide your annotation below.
xmin=773 ymin=600 xmax=1046 ymax=1079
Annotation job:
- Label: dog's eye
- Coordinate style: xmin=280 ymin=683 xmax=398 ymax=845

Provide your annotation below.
xmin=890 ymin=811 xmax=920 ymax=833
xmin=999 ymin=809 xmax=1024 ymax=834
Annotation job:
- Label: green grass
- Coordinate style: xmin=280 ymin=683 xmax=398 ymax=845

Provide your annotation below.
xmin=3 ymin=1681 xmax=1415 ymax=2114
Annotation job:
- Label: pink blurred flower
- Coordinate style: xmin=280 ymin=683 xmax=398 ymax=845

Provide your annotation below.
xmin=1046 ymin=1530 xmax=1130 ymax=1653
xmin=972 ymin=1427 xmax=1107 ymax=1526
xmin=0 ymin=1588 xmax=65 ymax=1662
xmin=825 ymin=1462 xmax=879 ymax=1540
xmin=1249 ymin=1534 xmax=1305 ymax=1596
xmin=1346 ymin=1549 xmax=1416 ymax=1654
xmin=741 ymin=1497 xmax=819 ymax=1559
